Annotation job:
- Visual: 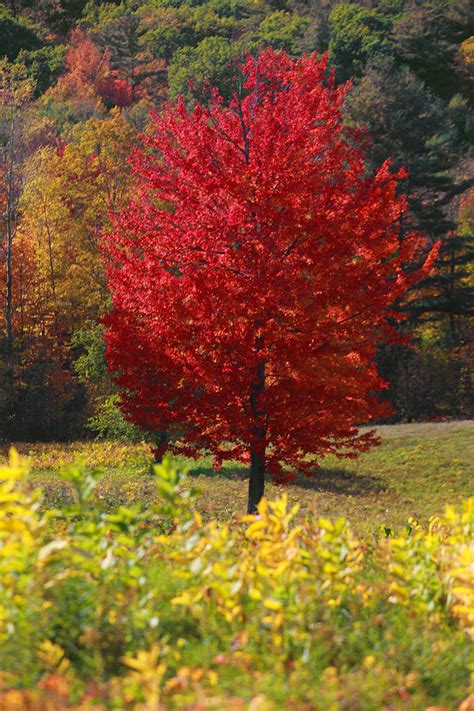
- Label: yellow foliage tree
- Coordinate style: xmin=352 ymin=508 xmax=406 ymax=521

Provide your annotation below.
xmin=18 ymin=109 xmax=134 ymax=336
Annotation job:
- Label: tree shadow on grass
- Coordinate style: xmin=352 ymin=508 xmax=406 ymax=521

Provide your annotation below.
xmin=293 ymin=467 xmax=386 ymax=497
xmin=188 ymin=465 xmax=248 ymax=481
xmin=188 ymin=464 xmax=386 ymax=497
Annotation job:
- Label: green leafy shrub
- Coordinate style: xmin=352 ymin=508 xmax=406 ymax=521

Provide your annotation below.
xmin=87 ymin=393 xmax=144 ymax=441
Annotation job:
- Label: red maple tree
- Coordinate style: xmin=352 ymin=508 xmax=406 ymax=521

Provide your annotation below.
xmin=104 ymin=49 xmax=435 ymax=512
xmin=61 ymin=30 xmax=133 ymax=108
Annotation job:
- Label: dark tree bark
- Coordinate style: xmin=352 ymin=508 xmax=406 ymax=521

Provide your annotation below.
xmin=151 ymin=431 xmax=169 ymax=465
xmin=248 ymin=437 xmax=265 ymax=514
xmin=247 ymin=355 xmax=266 ymax=514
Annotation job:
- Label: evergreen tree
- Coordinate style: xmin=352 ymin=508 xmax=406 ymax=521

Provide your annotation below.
xmin=86 ymin=3 xmax=158 ymax=100
xmin=0 ymin=6 xmax=42 ymax=61
xmin=392 ymin=0 xmax=473 ymax=99
xmin=347 ymin=56 xmax=473 ymax=324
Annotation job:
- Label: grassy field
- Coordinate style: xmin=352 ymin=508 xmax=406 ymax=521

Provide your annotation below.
xmin=3 ymin=420 xmax=473 ymax=535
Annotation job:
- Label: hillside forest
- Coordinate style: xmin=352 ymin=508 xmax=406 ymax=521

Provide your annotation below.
xmin=0 ymin=0 xmax=473 ymax=442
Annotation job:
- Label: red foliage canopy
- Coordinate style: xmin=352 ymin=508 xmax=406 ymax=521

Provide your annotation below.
xmin=63 ymin=30 xmax=133 ymax=108
xmin=104 ymin=49 xmax=434 ymax=500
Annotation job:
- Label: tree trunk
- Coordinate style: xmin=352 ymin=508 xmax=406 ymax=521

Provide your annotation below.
xmin=151 ymin=431 xmax=169 ymax=465
xmin=5 ymin=145 xmax=14 ymax=361
xmin=247 ymin=440 xmax=265 ymax=514
xmin=5 ymin=211 xmax=13 ymax=356
xmin=3 ymin=116 xmax=17 ymax=365
xmin=247 ymin=356 xmax=266 ymax=514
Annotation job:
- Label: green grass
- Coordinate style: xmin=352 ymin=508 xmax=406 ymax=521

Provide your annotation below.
xmin=3 ymin=420 xmax=473 ymax=535
xmin=181 ymin=420 xmax=474 ymax=533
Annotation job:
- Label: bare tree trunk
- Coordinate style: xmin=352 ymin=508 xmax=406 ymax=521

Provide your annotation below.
xmin=5 ymin=208 xmax=13 ymax=355
xmin=3 ymin=134 xmax=16 ymax=361
xmin=2 ymin=145 xmax=15 ymax=420
xmin=247 ymin=356 xmax=266 ymax=514
xmin=19 ymin=258 xmax=24 ymax=336
xmin=43 ymin=205 xmax=58 ymax=313
xmin=0 ymin=66 xmax=31 ymax=412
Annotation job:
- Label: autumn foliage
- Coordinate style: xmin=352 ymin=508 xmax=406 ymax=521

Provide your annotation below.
xmin=54 ymin=30 xmax=133 ymax=109
xmin=104 ymin=50 xmax=434 ymax=507
xmin=1 ymin=451 xmax=473 ymax=708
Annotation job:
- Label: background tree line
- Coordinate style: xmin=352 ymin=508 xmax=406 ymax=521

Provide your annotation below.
xmin=0 ymin=0 xmax=473 ymax=441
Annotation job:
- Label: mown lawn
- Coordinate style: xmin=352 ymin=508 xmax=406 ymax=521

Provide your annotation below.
xmin=2 ymin=420 xmax=473 ymax=535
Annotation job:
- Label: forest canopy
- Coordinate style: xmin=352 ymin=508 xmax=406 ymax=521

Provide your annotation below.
xmin=0 ymin=0 xmax=473 ymax=441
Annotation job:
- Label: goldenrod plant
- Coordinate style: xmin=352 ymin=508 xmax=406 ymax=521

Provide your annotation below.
xmin=0 ymin=450 xmax=472 ymax=709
